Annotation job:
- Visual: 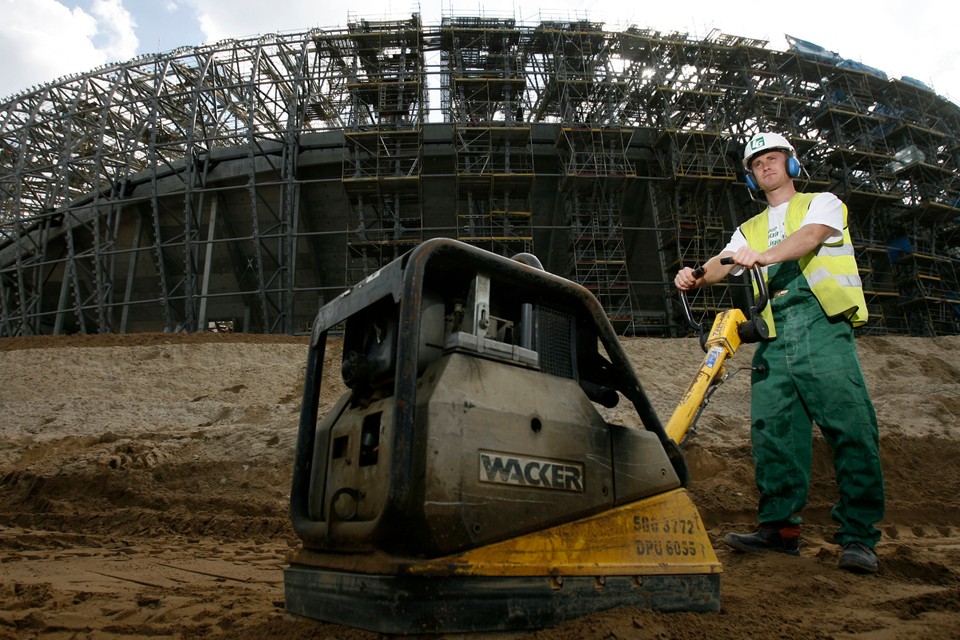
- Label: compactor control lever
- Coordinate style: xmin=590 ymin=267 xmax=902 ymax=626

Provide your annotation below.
xmin=680 ymin=258 xmax=769 ymax=351
xmin=666 ymin=257 xmax=771 ymax=446
xmin=719 ymin=257 xmax=769 ymax=345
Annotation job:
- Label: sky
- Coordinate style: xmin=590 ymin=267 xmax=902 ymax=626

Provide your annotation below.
xmin=0 ymin=0 xmax=956 ymax=104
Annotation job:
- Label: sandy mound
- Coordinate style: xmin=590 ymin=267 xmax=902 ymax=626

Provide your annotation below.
xmin=1 ymin=332 xmax=958 ymax=639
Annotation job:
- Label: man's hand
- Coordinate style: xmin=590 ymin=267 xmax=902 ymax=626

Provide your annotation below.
xmin=674 ymin=266 xmax=702 ymax=291
xmin=675 ymin=253 xmax=738 ymax=290
xmin=730 ymin=246 xmax=767 ymax=269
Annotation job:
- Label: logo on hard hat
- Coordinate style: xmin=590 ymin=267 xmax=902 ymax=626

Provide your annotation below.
xmin=743 ymin=132 xmax=796 ymax=171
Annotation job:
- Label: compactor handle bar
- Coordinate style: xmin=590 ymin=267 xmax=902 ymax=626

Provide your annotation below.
xmin=666 ymin=258 xmax=772 ymax=444
xmin=719 ymin=257 xmax=769 ymax=313
xmin=679 ymin=258 xmax=769 ymax=345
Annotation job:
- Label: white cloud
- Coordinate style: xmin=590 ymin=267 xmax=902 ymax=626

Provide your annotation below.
xmin=182 ymin=0 xmax=347 ymax=43
xmin=0 ymin=0 xmax=137 ymax=100
xmin=89 ymin=0 xmax=138 ymax=59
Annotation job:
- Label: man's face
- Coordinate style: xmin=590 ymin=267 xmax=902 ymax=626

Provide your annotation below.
xmin=750 ymin=150 xmax=791 ymax=190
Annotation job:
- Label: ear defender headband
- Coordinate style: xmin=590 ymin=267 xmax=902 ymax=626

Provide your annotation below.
xmin=746 ymin=153 xmax=801 ymax=190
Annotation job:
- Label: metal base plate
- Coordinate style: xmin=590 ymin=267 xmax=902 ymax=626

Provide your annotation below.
xmin=284 ymin=566 xmax=720 ymax=634
xmin=285 ymin=490 xmax=722 ymax=633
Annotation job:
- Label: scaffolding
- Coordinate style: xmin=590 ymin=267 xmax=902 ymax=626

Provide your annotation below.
xmin=341 ymin=15 xmax=426 ymax=284
xmin=527 ymin=20 xmax=625 ymax=125
xmin=442 ymin=17 xmax=535 ymax=258
xmin=452 ymin=124 xmax=534 ymax=256
xmin=558 ymin=126 xmax=636 ymax=327
xmin=2 ymin=17 xmax=959 ymax=336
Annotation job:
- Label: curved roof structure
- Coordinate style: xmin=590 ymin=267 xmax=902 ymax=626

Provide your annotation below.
xmin=2 ymin=16 xmax=958 ymax=336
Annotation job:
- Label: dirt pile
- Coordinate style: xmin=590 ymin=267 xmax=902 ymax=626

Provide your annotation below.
xmin=1 ymin=332 xmax=958 ymax=639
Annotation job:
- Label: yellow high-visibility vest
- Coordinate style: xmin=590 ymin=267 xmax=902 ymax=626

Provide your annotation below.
xmin=739 ymin=192 xmax=868 ymax=337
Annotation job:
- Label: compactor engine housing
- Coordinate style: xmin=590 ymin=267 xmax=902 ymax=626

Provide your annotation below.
xmin=285 ymin=239 xmax=719 ymax=634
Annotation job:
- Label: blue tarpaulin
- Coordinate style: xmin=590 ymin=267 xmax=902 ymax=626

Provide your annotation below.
xmin=899 ymin=76 xmax=934 ymax=92
xmin=785 ymin=34 xmax=840 ymax=62
xmin=837 ymin=59 xmax=888 ymax=81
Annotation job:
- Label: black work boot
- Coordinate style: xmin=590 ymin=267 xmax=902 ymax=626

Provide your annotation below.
xmin=722 ymin=523 xmax=801 ymax=556
xmin=838 ymin=542 xmax=878 ymax=574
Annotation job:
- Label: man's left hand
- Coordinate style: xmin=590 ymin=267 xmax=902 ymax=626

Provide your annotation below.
xmin=731 ymin=247 xmax=766 ymax=268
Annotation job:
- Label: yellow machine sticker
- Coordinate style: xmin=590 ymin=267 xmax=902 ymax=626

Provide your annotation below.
xmin=402 ymin=489 xmax=721 ymax=577
xmin=632 ymin=513 xmax=706 ymax=559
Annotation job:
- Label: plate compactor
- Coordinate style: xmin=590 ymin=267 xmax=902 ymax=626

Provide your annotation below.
xmin=284 ymin=238 xmax=723 ymax=634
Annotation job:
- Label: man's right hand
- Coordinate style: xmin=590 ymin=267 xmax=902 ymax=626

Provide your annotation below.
xmin=674 ymin=266 xmax=701 ymax=291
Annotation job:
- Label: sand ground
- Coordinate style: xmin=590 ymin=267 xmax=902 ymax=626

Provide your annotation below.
xmin=1 ymin=332 xmax=958 ymax=639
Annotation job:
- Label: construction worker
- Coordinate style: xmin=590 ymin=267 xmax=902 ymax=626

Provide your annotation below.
xmin=673 ymin=132 xmax=885 ymax=574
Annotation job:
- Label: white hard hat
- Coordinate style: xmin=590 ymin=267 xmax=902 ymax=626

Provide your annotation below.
xmin=743 ymin=132 xmax=796 ymax=169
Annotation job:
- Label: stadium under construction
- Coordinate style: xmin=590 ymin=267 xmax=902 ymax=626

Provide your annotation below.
xmin=1 ymin=15 xmax=958 ymax=337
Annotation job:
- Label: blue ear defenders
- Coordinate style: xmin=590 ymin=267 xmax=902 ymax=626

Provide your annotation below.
xmin=746 ymin=155 xmax=801 ymax=190
xmin=787 ymin=156 xmax=801 ymax=178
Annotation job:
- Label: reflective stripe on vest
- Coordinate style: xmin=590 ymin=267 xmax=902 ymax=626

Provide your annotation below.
xmin=806 ymin=267 xmax=862 ymax=289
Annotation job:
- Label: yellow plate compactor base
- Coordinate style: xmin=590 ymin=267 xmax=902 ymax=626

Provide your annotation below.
xmin=285 ymin=489 xmax=719 ymax=634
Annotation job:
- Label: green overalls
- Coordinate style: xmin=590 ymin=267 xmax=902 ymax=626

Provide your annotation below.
xmin=751 ymin=260 xmax=885 ymax=547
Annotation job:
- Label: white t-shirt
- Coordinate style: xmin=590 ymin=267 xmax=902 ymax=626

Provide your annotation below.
xmin=723 ymin=192 xmax=844 ymax=254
